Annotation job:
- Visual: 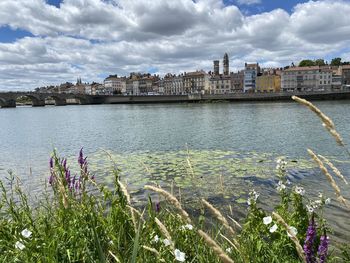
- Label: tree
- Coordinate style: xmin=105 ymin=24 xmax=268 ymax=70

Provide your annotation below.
xmin=330 ymin=57 xmax=342 ymax=66
xmin=299 ymin=60 xmax=316 ymax=67
xmin=315 ymin=59 xmax=326 ymax=66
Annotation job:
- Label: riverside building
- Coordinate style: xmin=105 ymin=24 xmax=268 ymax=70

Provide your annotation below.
xmin=281 ymin=66 xmax=332 ymax=92
xmin=183 ymin=70 xmax=210 ymax=94
xmin=209 ymin=54 xmax=232 ymax=94
xmin=104 ymin=75 xmax=126 ymax=94
xmin=244 ymin=63 xmax=260 ymax=92
xmin=256 ymin=69 xmax=281 ymax=93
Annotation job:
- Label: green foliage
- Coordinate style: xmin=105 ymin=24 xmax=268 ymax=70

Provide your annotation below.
xmin=299 ymin=60 xmax=316 ymax=67
xmin=0 ymin=153 xmax=338 ymax=262
xmin=315 ymin=59 xmax=326 ymax=66
xmin=330 ymin=58 xmax=342 ymax=66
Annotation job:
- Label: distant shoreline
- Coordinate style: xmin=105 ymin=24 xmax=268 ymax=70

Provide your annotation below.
xmin=2 ymin=90 xmax=350 ymax=108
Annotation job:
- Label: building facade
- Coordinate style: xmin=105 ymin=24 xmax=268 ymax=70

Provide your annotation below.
xmin=183 ymin=71 xmax=210 ymax=94
xmin=209 ymin=74 xmax=231 ymax=94
xmin=281 ymin=66 xmax=332 ymax=92
xmin=341 ymin=65 xmax=350 ymax=89
xmin=231 ymin=71 xmax=244 ymax=92
xmin=104 ymin=75 xmax=126 ymax=94
xmin=244 ymin=63 xmax=260 ymax=92
xmin=256 ymin=74 xmax=281 ymax=93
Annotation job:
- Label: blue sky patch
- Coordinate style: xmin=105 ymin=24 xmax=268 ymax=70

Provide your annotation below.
xmin=0 ymin=26 xmax=34 ymax=43
xmin=227 ymin=0 xmax=308 ymax=15
xmin=46 ymin=0 xmax=62 ymax=8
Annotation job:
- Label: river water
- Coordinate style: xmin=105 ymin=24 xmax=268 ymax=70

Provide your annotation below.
xmin=1 ymin=101 xmax=350 ymax=244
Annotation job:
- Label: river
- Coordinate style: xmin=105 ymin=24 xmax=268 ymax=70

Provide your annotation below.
xmin=1 ymin=101 xmax=350 ymax=244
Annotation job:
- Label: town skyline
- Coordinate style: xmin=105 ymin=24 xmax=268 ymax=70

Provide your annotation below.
xmin=1 ymin=0 xmax=350 ymax=91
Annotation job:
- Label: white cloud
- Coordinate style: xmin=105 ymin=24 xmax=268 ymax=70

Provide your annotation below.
xmin=237 ymin=0 xmax=261 ymax=6
xmin=0 ymin=0 xmax=349 ymax=90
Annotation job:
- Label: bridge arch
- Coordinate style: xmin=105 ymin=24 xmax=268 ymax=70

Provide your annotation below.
xmin=44 ymin=95 xmax=66 ymax=106
xmin=72 ymin=95 xmax=92 ymax=105
xmin=15 ymin=94 xmax=45 ymax=107
xmin=0 ymin=97 xmax=6 ymax=107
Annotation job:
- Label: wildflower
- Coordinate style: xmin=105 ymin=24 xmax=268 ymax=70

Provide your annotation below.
xmin=48 ymin=174 xmax=54 ymax=185
xmin=303 ymin=216 xmax=316 ymax=263
xmin=21 ymin=229 xmax=32 ymax=239
xmin=226 ymin=247 xmax=232 ymax=253
xmin=181 ymin=224 xmax=193 ymax=230
xmin=174 ymin=249 xmax=186 ymax=262
xmin=263 ymin=216 xmax=272 ymax=225
xmin=276 ymin=181 xmax=286 ymax=192
xmin=318 ymin=234 xmax=329 ymax=263
xmin=78 ymin=148 xmax=84 ymax=167
xmin=153 ymin=235 xmax=160 ymax=243
xmin=295 ymin=186 xmax=305 ymax=196
xmin=306 ymin=205 xmax=314 ymax=213
xmin=163 ymin=239 xmax=172 ymax=247
xmin=15 ymin=241 xmax=25 ymax=250
xmin=49 ymin=157 xmax=53 ymax=169
xmin=287 ymin=226 xmax=298 ymax=238
xmin=269 ymin=224 xmax=278 ymax=233
xmin=155 ymin=202 xmax=161 ymax=213
xmin=276 ymin=158 xmax=287 ymax=170
xmin=247 ymin=189 xmax=259 ymax=205
xmin=325 ymin=198 xmax=331 ymax=205
xmin=62 ymin=158 xmax=67 ymax=170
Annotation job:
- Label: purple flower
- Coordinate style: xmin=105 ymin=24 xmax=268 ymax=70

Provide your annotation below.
xmin=78 ymin=148 xmax=84 ymax=167
xmin=155 ymin=202 xmax=161 ymax=213
xmin=65 ymin=169 xmax=71 ymax=184
xmin=303 ymin=216 xmax=317 ymax=263
xmin=63 ymin=158 xmax=67 ymax=170
xmin=49 ymin=157 xmax=53 ymax=169
xmin=49 ymin=174 xmax=53 ymax=185
xmin=318 ymin=234 xmax=329 ymax=263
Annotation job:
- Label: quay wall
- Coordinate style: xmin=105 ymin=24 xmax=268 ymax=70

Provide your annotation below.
xmin=91 ymin=91 xmax=350 ymax=104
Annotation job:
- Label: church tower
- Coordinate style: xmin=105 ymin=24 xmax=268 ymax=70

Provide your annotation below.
xmin=213 ymin=60 xmax=219 ymax=75
xmin=223 ymin=53 xmax=229 ymax=76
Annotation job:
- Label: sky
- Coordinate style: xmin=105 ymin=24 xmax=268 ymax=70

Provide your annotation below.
xmin=1 ymin=0 xmax=350 ymax=91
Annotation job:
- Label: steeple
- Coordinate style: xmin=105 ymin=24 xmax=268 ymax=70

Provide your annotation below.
xmin=223 ymin=53 xmax=229 ymax=76
xmin=213 ymin=60 xmax=219 ymax=75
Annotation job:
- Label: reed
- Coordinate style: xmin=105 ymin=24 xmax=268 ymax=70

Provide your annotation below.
xmin=318 ymin=154 xmax=348 ymax=185
xmin=118 ymin=180 xmax=137 ymax=229
xmin=202 ymin=199 xmax=236 ymax=236
xmin=292 ymin=95 xmax=345 ymax=146
xmin=197 ymin=230 xmax=234 ymax=263
xmin=144 ymin=185 xmax=191 ymax=223
xmin=308 ymin=149 xmax=350 ymax=209
xmin=272 ymin=212 xmax=306 ymax=263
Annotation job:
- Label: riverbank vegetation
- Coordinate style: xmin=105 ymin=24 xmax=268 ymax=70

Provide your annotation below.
xmin=1 ymin=96 xmax=350 ymax=262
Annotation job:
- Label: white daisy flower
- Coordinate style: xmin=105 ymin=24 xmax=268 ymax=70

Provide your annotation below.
xmin=21 ymin=229 xmax=32 ymax=239
xmin=276 ymin=181 xmax=286 ymax=192
xmin=153 ymin=235 xmax=160 ymax=243
xmin=287 ymin=226 xmax=298 ymax=237
xmin=15 ymin=241 xmax=25 ymax=250
xmin=269 ymin=224 xmax=278 ymax=233
xmin=263 ymin=216 xmax=272 ymax=225
xmin=184 ymin=224 xmax=193 ymax=230
xmin=226 ymin=247 xmax=232 ymax=253
xmin=295 ymin=186 xmax=305 ymax=196
xmin=174 ymin=249 xmax=186 ymax=262
xmin=163 ymin=239 xmax=172 ymax=247
xmin=306 ymin=205 xmax=314 ymax=213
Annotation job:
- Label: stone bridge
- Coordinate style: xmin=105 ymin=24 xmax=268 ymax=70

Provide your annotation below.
xmin=0 ymin=92 xmax=93 ymax=108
